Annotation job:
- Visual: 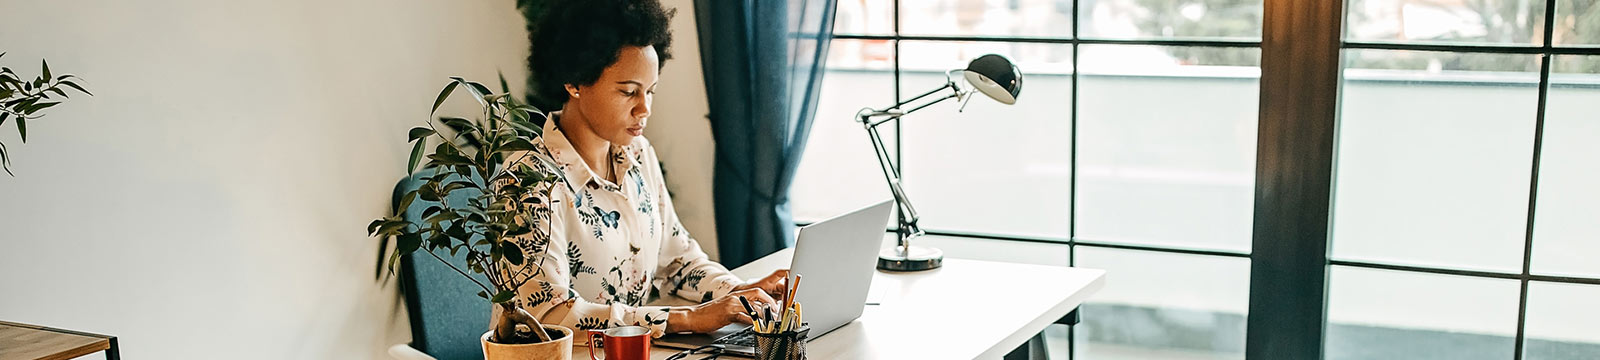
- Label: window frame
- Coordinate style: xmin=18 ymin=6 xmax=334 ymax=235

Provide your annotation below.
xmin=807 ymin=0 xmax=1600 ymax=359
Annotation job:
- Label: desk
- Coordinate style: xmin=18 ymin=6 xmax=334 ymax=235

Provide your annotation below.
xmin=0 ymin=320 xmax=119 ymax=360
xmin=572 ymin=248 xmax=1105 ymax=359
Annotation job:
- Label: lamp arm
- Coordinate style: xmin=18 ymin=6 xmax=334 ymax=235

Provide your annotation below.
xmin=858 ymin=111 xmax=928 ymax=254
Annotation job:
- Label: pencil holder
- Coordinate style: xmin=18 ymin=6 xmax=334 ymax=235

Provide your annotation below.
xmin=753 ymin=324 xmax=809 ymax=360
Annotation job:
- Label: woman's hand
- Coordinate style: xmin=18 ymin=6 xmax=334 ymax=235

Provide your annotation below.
xmin=667 ymin=288 xmax=779 ymax=333
xmin=733 ymin=269 xmax=789 ymax=300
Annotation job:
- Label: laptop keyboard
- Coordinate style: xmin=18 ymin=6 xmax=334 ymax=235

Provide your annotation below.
xmin=713 ymin=327 xmax=758 ymax=347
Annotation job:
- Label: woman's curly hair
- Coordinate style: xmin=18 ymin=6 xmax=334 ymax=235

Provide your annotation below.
xmin=526 ymin=0 xmax=676 ymax=110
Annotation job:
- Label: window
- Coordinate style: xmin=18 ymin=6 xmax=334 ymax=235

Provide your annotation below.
xmin=790 ymin=0 xmax=1599 ymax=358
xmin=1327 ymin=0 xmax=1600 ymax=358
xmin=794 ymin=0 xmax=1262 ymax=358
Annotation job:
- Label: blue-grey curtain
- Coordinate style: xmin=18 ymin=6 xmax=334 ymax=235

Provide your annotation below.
xmin=695 ymin=0 xmax=837 ymax=267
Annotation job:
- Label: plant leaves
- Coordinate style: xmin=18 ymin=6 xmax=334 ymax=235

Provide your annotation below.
xmin=16 ymin=118 xmax=25 ymax=143
xmin=26 ymin=102 xmax=58 ymax=113
xmin=497 ymin=138 xmax=536 ymax=153
xmin=440 ymin=117 xmax=477 ymax=132
xmin=58 ymin=80 xmax=90 ymax=96
xmin=397 ymin=232 xmax=423 ymax=254
xmin=420 ymin=205 xmax=443 ymax=219
xmin=449 ymin=77 xmax=487 ymax=107
xmin=376 ymin=221 xmax=409 ymax=236
xmin=40 ymin=59 xmax=50 ymax=81
xmin=498 ymin=71 xmax=511 ymax=94
xmin=396 ymin=191 xmax=418 ymax=213
xmin=502 ymin=241 xmax=524 ymax=265
xmin=431 ymin=81 xmax=459 ymax=114
xmin=407 ymin=138 xmax=426 ymax=174
xmin=490 ymin=289 xmax=514 ymax=303
xmin=408 ymin=127 xmax=435 ymax=142
xmin=367 ymin=218 xmax=387 ymax=235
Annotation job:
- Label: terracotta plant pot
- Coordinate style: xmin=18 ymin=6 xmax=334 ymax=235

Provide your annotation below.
xmin=481 ymin=325 xmax=573 ymax=360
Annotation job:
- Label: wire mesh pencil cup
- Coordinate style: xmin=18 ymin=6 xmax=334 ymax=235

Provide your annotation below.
xmin=753 ymin=324 xmax=808 ymax=360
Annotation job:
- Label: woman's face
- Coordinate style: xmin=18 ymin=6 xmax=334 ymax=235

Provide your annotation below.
xmin=566 ymin=45 xmax=659 ymax=145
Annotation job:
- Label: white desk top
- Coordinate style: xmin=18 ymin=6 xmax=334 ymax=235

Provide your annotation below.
xmin=572 ymin=248 xmax=1104 ymax=359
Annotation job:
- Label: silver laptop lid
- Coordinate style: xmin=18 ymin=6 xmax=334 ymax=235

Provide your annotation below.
xmin=789 ymin=199 xmax=895 ymax=337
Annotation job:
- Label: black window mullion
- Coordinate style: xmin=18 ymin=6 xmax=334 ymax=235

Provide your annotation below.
xmin=1245 ymin=0 xmax=1345 ymax=358
xmin=1513 ymin=0 xmax=1561 ymax=358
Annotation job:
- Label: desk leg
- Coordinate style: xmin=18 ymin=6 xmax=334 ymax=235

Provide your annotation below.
xmin=106 ymin=337 xmax=120 ymax=360
xmin=1003 ymin=332 xmax=1050 ymax=360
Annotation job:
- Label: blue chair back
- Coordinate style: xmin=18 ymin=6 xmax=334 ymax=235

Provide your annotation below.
xmin=393 ymin=170 xmax=490 ymax=360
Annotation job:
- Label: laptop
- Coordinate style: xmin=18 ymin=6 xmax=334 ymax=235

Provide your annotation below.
xmin=656 ymin=199 xmax=894 ymax=356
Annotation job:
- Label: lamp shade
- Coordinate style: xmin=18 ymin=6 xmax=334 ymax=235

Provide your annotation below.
xmin=961 ymin=54 xmax=1023 ymax=105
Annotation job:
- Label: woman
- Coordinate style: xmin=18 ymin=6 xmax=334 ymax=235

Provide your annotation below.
xmin=508 ymin=0 xmax=788 ymax=337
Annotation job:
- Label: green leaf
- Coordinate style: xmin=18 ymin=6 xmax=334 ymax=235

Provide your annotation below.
xmin=503 ymin=241 xmax=524 ymax=265
xmin=396 ymin=191 xmax=418 ymax=213
xmin=26 ymin=102 xmax=58 ymax=113
xmin=16 ymin=118 xmax=25 ymax=143
xmin=449 ymin=77 xmax=487 ymax=107
xmin=408 ymin=127 xmax=435 ymax=142
xmin=497 ymin=138 xmax=536 ymax=153
xmin=367 ymin=219 xmax=387 ymax=235
xmin=490 ymin=289 xmax=514 ymax=303
xmin=397 ymin=232 xmax=423 ymax=254
xmin=477 ymin=291 xmax=490 ymax=300
xmin=1 ymin=112 xmax=8 ymax=128
xmin=58 ymin=80 xmax=90 ymax=96
xmin=420 ymin=205 xmax=443 ymax=219
xmin=407 ymin=139 xmax=425 ymax=174
xmin=40 ymin=59 xmax=50 ymax=81
xmin=0 ymin=141 xmax=10 ymax=177
xmin=431 ymin=81 xmax=459 ymax=114
xmin=498 ymin=71 xmax=511 ymax=94
xmin=440 ymin=117 xmax=477 ymax=132
xmin=417 ymin=183 xmax=440 ymax=202
xmin=376 ymin=221 xmax=409 ymax=236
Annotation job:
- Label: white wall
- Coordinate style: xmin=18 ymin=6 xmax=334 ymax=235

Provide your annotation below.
xmin=0 ymin=0 xmax=532 ymax=358
xmin=645 ymin=0 xmax=720 ymax=260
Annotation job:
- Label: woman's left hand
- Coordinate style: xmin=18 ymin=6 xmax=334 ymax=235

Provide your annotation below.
xmin=733 ymin=269 xmax=789 ymax=300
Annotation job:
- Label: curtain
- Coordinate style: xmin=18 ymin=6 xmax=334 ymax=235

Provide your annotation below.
xmin=695 ymin=0 xmax=838 ymax=267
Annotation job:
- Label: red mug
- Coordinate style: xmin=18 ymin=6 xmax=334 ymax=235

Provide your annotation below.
xmin=588 ymin=325 xmax=652 ymax=360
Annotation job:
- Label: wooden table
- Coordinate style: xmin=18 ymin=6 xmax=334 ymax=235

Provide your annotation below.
xmin=572 ymin=248 xmax=1105 ymax=359
xmin=0 ymin=321 xmax=118 ymax=360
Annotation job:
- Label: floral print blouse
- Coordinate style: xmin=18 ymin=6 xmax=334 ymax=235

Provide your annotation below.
xmin=503 ymin=112 xmax=742 ymax=338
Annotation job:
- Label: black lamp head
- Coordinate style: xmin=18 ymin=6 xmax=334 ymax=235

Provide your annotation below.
xmin=961 ymin=54 xmax=1023 ymax=105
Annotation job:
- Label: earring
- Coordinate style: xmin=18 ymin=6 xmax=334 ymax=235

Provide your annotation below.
xmin=571 ymin=91 xmax=580 ymax=99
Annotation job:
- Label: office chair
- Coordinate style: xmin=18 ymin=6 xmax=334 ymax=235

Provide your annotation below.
xmin=389 ymin=170 xmax=492 ymax=360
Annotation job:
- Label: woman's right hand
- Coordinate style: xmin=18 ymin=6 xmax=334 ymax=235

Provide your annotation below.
xmin=669 ymin=288 xmax=779 ymax=333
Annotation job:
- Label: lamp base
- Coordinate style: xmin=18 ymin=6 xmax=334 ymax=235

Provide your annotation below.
xmin=877 ymin=246 xmax=943 ymax=271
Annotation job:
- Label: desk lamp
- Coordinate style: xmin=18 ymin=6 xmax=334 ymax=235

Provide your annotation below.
xmin=857 ymin=54 xmax=1023 ymax=271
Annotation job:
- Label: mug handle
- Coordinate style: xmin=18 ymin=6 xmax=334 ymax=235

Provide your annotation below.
xmin=588 ymin=330 xmax=605 ymax=360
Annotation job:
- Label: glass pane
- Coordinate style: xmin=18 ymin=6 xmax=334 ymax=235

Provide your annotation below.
xmin=793 ymin=39 xmax=898 ymax=222
xmin=1079 ymin=0 xmax=1263 ymax=40
xmin=1074 ymin=45 xmax=1258 ymax=253
xmin=898 ymin=0 xmax=1074 ymax=38
xmin=834 ymin=0 xmax=895 ymax=35
xmin=1524 ymin=282 xmax=1600 ymax=359
xmin=1331 ymin=49 xmax=1539 ymax=272
xmin=1531 ymin=55 xmax=1600 ymax=278
xmin=899 ymin=41 xmax=1072 ymax=239
xmin=897 ymin=39 xmax=1075 ymax=74
xmin=1325 ymin=267 xmax=1520 ymax=360
xmin=1346 ymin=0 xmax=1547 ymax=45
xmin=1073 ymin=247 xmax=1249 ymax=359
xmin=1555 ymin=0 xmax=1600 ymax=45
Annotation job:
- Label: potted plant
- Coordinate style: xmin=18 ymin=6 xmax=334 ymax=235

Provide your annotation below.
xmin=1 ymin=53 xmax=91 ymax=176
xmin=369 ymin=75 xmax=572 ymax=359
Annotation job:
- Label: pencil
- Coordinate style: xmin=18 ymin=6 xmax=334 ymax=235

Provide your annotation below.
xmin=784 ymin=274 xmax=802 ymax=312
